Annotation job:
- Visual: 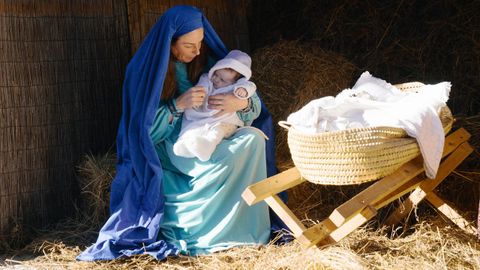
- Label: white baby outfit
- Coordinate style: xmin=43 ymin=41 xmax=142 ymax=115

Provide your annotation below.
xmin=287 ymin=71 xmax=451 ymax=179
xmin=173 ymin=50 xmax=257 ymax=161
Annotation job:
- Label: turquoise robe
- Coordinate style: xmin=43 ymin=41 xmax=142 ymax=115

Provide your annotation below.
xmin=149 ymin=61 xmax=271 ymax=255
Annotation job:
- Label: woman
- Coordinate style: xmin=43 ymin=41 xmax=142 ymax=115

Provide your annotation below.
xmin=77 ymin=5 xmax=278 ymax=261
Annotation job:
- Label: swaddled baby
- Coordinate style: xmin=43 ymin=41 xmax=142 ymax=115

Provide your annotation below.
xmin=173 ymin=50 xmax=256 ymax=161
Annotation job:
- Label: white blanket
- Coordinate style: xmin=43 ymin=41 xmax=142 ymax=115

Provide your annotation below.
xmin=287 ymin=71 xmax=451 ymax=179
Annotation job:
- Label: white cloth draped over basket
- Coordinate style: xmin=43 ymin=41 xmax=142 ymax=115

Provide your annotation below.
xmin=283 ymin=71 xmax=453 ymax=185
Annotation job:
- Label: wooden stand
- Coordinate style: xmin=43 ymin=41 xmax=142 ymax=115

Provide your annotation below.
xmin=242 ymin=128 xmax=476 ymax=247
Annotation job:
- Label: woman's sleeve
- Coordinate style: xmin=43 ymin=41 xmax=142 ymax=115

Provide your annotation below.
xmin=236 ymin=91 xmax=261 ymax=126
xmin=149 ymin=100 xmax=181 ymax=143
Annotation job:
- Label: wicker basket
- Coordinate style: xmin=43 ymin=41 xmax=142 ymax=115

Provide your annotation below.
xmin=280 ymin=82 xmax=454 ymax=185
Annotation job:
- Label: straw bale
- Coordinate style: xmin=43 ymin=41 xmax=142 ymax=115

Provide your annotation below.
xmin=251 ymin=40 xmax=358 ymax=171
xmin=77 ymin=153 xmax=117 ymax=228
xmin=0 ymin=0 xmax=129 ymax=248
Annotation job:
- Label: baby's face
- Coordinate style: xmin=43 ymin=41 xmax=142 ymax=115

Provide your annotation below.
xmin=211 ymin=69 xmax=238 ymax=89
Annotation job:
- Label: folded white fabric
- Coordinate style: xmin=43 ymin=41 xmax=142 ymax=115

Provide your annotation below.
xmin=173 ymin=122 xmax=238 ymax=162
xmin=286 ymin=71 xmax=451 ymax=179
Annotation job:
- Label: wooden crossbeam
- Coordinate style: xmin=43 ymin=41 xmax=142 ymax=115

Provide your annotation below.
xmin=426 ymin=192 xmax=477 ymax=235
xmin=329 ymin=128 xmax=470 ymax=227
xmin=378 ymin=142 xmax=473 ymax=212
xmin=298 ymin=205 xmax=377 ymax=247
xmin=319 ymin=206 xmax=377 ymax=246
xmin=264 ymin=194 xmax=307 ymax=237
xmin=385 ymin=141 xmax=473 ymax=226
xmin=304 ymin=142 xmax=474 ymax=246
xmin=242 ymin=167 xmax=303 ymax=205
xmin=329 ymin=157 xmax=423 ymax=226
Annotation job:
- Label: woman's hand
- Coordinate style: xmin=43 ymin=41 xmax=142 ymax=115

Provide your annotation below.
xmin=208 ymin=93 xmax=249 ymax=117
xmin=175 ymin=86 xmax=206 ymax=110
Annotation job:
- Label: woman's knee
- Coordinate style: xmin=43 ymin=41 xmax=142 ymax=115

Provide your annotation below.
xmin=237 ymin=128 xmax=266 ymax=149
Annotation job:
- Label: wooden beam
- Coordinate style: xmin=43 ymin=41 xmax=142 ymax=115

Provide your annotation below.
xmin=425 ymin=192 xmax=477 ymax=235
xmin=298 ymin=219 xmax=337 ymax=247
xmin=385 ymin=141 xmax=474 ymax=226
xmin=374 ymin=175 xmax=424 ymax=209
xmin=320 ymin=205 xmax=378 ymax=245
xmin=242 ymin=167 xmax=304 ymax=205
xmin=329 ymin=128 xmax=471 ymax=227
xmin=264 ymin=195 xmax=307 ymax=238
xmin=329 ymin=156 xmax=424 ymax=226
xmin=375 ymin=139 xmax=472 ymax=211
xmin=297 ymin=205 xmax=378 ymax=247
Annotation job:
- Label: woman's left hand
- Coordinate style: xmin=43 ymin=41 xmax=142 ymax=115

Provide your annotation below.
xmin=208 ymin=93 xmax=248 ymax=117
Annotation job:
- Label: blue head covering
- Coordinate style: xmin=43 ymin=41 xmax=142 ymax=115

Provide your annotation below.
xmin=77 ymin=5 xmax=279 ymax=261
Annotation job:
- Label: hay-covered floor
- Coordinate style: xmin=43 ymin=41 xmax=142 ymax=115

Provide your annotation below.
xmin=1 ymin=215 xmax=479 ymax=269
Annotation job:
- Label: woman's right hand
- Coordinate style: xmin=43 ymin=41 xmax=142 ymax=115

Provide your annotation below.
xmin=175 ymin=86 xmax=206 ymax=111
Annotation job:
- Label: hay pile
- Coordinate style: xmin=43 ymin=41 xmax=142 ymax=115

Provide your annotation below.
xmin=77 ymin=153 xmax=117 ymax=228
xmin=251 ymin=40 xmax=358 ymax=171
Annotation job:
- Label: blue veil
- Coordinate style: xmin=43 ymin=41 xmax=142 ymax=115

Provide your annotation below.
xmin=77 ymin=5 xmax=279 ymax=261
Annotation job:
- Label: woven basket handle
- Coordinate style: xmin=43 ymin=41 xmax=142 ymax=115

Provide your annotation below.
xmin=278 ymin=121 xmax=292 ymax=130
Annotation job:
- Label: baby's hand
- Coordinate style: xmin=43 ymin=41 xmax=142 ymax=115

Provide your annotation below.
xmin=234 ymin=87 xmax=248 ymax=98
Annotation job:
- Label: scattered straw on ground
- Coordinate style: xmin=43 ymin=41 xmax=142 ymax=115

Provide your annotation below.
xmin=2 ymin=218 xmax=479 ymax=270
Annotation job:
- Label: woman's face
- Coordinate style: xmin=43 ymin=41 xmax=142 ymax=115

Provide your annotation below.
xmin=171 ymin=28 xmax=204 ymax=63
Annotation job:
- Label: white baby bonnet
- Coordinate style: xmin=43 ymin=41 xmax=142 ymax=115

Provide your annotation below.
xmin=208 ymin=50 xmax=252 ymax=80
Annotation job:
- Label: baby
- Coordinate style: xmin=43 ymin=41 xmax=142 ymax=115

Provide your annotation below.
xmin=173 ymin=50 xmax=257 ymax=161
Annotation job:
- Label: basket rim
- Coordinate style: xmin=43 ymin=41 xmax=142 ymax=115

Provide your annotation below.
xmin=279 ymin=120 xmax=407 ymax=135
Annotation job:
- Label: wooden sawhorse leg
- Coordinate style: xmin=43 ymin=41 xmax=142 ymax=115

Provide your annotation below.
xmin=242 ymin=128 xmax=474 ymax=247
xmin=385 ymin=135 xmax=476 ymax=235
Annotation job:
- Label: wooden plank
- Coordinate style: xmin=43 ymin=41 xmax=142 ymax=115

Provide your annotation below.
xmin=374 ymin=175 xmax=423 ymax=209
xmin=297 ymin=205 xmax=377 ymax=247
xmin=376 ymin=139 xmax=473 ymax=211
xmin=385 ymin=141 xmax=474 ymax=226
xmin=319 ymin=206 xmax=377 ymax=246
xmin=298 ymin=218 xmax=337 ymax=247
xmin=329 ymin=156 xmax=424 ymax=226
xmin=329 ymin=128 xmax=470 ymax=227
xmin=242 ymin=167 xmax=304 ymax=205
xmin=426 ymin=192 xmax=477 ymax=235
xmin=264 ymin=195 xmax=307 ymax=238
xmin=418 ymin=142 xmax=473 ymax=192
